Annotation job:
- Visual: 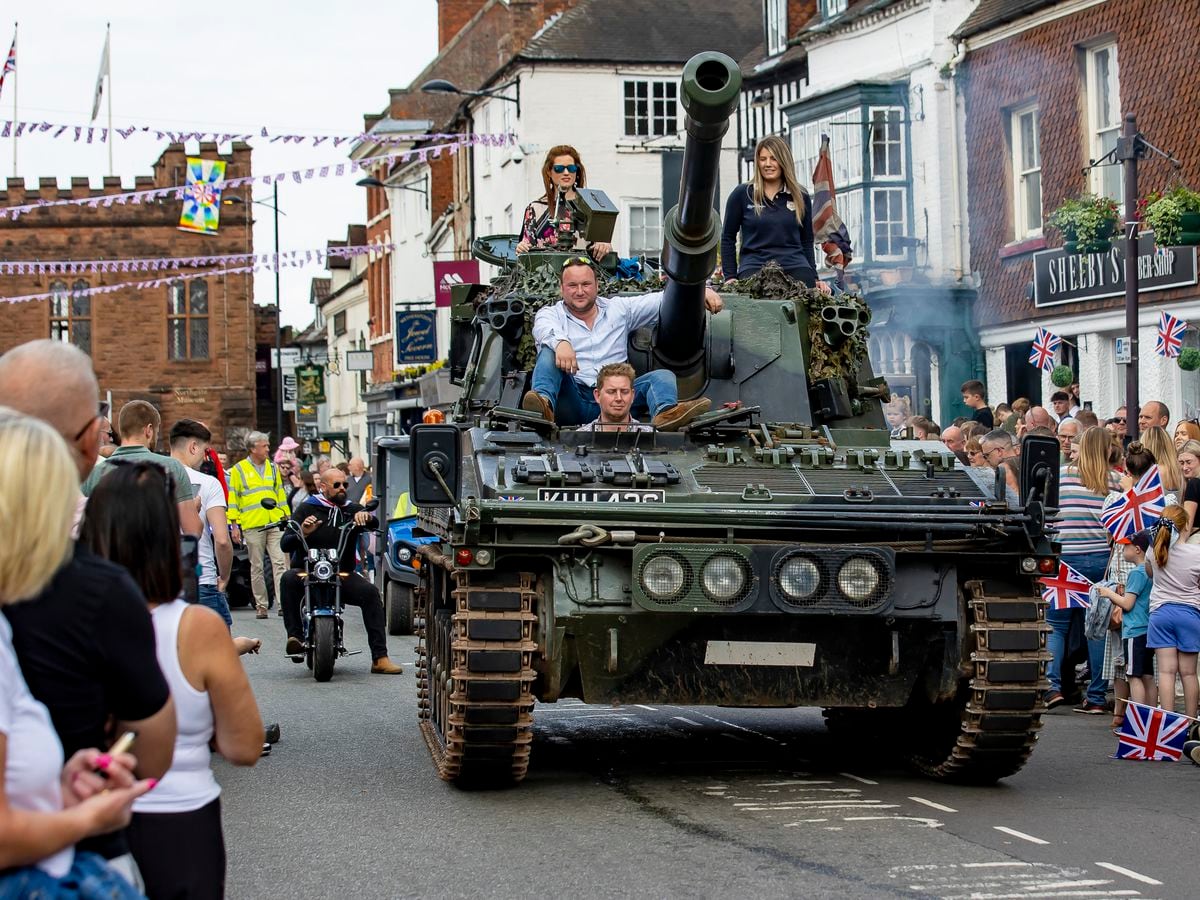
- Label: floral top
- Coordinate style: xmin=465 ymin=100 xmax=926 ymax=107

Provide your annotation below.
xmin=519 ymin=196 xmax=589 ymax=251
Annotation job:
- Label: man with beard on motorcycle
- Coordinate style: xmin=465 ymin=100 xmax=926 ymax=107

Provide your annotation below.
xmin=278 ymin=470 xmax=404 ymax=674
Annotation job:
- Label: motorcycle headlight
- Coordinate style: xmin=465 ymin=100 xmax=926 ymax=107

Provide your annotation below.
xmin=313 ymin=560 xmax=335 ymax=581
xmin=641 ymin=554 xmax=687 ymax=602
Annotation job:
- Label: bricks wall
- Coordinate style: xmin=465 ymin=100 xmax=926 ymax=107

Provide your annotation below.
xmin=963 ymin=3 xmax=1200 ymax=328
xmin=439 ymin=0 xmax=489 ymax=49
xmin=0 ymin=142 xmax=257 ymax=449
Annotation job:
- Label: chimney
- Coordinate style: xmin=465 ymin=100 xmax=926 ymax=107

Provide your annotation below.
xmin=439 ymin=0 xmax=489 ymax=49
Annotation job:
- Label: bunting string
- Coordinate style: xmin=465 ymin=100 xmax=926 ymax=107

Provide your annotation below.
xmin=0 ymin=243 xmax=388 ymax=276
xmin=0 ymin=118 xmax=512 ymax=149
xmin=0 ymin=134 xmax=514 ymax=221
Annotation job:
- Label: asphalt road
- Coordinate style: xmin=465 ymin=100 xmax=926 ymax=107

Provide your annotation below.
xmin=219 ymin=609 xmax=1199 ymax=900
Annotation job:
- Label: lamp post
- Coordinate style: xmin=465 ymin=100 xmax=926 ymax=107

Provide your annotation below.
xmin=418 ymin=78 xmax=520 ymax=117
xmin=356 ymin=175 xmax=429 ymax=209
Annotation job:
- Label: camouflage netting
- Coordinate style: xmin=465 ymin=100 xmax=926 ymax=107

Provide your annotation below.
xmin=719 ymin=262 xmax=871 ymax=383
xmin=490 ymin=259 xmax=869 ymax=382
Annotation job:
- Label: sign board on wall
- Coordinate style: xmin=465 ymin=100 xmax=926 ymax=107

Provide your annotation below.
xmin=433 ymin=260 xmax=480 ymax=308
xmin=295 ymin=365 xmax=326 ymax=405
xmin=345 ymin=349 xmax=373 ymax=371
xmin=395 ymin=310 xmax=438 ymax=365
xmin=1033 ymin=236 xmax=1198 ymax=307
xmin=282 ymin=372 xmax=298 ymax=412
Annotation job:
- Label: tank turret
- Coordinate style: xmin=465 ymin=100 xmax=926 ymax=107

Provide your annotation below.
xmin=655 ymin=52 xmax=742 ymax=375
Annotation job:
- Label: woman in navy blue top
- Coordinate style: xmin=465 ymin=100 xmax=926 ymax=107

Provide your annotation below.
xmin=720 ymin=135 xmax=831 ymax=294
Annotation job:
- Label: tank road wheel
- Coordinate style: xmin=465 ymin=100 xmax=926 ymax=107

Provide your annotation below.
xmin=417 ymin=570 xmax=537 ymax=788
xmin=904 ymin=580 xmax=1050 ymax=784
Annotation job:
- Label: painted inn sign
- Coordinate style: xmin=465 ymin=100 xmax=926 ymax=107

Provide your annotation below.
xmin=1033 ymin=235 xmax=1198 ymax=308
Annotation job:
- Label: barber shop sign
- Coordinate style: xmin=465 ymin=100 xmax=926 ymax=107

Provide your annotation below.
xmin=1032 ymin=235 xmax=1197 ymax=307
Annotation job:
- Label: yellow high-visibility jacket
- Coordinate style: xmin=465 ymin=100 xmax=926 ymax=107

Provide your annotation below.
xmin=227 ymin=458 xmax=290 ymax=528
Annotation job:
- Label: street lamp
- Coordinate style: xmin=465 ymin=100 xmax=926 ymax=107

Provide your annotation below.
xmin=356 ymin=176 xmax=430 ymax=209
xmin=419 ymin=78 xmax=520 ymax=117
xmin=225 ymin=185 xmax=288 ymax=443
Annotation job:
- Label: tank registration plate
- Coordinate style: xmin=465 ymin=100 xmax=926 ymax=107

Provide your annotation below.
xmin=536 ymin=489 xmax=664 ymax=503
xmin=704 ymin=641 xmax=817 ymax=667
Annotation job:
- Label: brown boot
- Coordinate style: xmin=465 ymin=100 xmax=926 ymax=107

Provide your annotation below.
xmin=652 ymin=398 xmax=712 ymax=431
xmin=521 ymin=391 xmax=554 ymax=422
xmin=371 ymin=656 xmax=404 ymax=675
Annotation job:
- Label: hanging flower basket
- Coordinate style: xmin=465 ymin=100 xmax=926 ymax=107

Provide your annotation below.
xmin=1048 ymin=194 xmax=1121 ymax=255
xmin=1140 ymin=186 xmax=1200 ymax=247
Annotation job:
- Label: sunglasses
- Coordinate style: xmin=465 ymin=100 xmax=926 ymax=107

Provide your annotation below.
xmin=327 ymin=480 xmax=347 ymax=488
xmin=552 ymin=164 xmax=579 ymax=174
xmin=562 ymin=255 xmax=594 ymax=270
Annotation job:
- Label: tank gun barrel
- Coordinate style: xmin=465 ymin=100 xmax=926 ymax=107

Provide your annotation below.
xmin=656 ymin=52 xmax=742 ymax=367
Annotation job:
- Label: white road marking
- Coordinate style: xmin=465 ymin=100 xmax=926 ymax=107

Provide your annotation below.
xmin=839 ymin=772 xmax=877 ymax=785
xmin=671 ymin=716 xmax=703 ymax=727
xmin=739 ymin=804 xmax=901 ymax=812
xmin=783 ymin=818 xmax=829 ymax=825
xmin=993 ymin=825 xmax=1050 ymax=845
xmin=843 ymin=815 xmax=941 ymax=827
xmin=908 ymin=796 xmax=958 ymax=813
xmin=1095 ymin=861 xmax=1163 ymax=886
xmin=959 ymin=863 xmax=1033 ymax=869
xmin=688 ymin=709 xmax=786 ymax=744
xmin=757 ymin=780 xmax=821 ymax=787
xmin=634 ymin=704 xmax=657 ymax=711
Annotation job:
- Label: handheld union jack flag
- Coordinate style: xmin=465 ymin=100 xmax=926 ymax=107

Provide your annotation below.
xmin=1114 ymin=702 xmax=1191 ymax=760
xmin=1155 ymin=310 xmax=1187 ymax=359
xmin=1028 ymin=327 xmax=1061 ymax=372
xmin=1100 ymin=465 xmax=1166 ymax=542
xmin=1039 ymin=560 xmax=1091 ymax=610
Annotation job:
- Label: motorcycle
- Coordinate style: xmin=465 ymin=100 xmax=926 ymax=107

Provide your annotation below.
xmin=261 ymin=497 xmax=378 ymax=682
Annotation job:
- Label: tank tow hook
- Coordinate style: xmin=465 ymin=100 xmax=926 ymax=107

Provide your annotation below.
xmin=888 ymin=621 xmax=900 ymax=676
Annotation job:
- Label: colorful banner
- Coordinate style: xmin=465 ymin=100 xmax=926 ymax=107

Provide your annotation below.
xmin=0 ymin=242 xmax=389 ymax=276
xmin=0 ymin=117 xmax=514 ymax=149
xmin=433 ymin=260 xmax=480 ymax=308
xmin=178 ymin=157 xmax=226 ymax=235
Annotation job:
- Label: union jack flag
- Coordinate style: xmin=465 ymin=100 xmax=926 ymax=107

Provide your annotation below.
xmin=811 ymin=134 xmax=854 ymax=278
xmin=0 ymin=33 xmax=14 ymax=100
xmin=1100 ymin=465 xmax=1166 ymax=542
xmin=1039 ymin=560 xmax=1091 ymax=610
xmin=1155 ymin=310 xmax=1187 ymax=359
xmin=1114 ymin=702 xmax=1191 ymax=761
xmin=1028 ymin=327 xmax=1061 ymax=372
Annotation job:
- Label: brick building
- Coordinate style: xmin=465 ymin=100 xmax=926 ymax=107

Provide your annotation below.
xmin=958 ymin=0 xmax=1200 ymax=417
xmin=0 ymin=142 xmax=258 ymax=447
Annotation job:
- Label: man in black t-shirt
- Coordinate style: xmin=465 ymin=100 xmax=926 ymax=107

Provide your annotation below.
xmin=961 ymin=379 xmax=994 ymax=429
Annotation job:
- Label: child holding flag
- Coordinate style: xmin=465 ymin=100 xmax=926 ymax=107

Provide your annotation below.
xmin=1144 ymin=505 xmax=1200 ymax=721
xmin=1094 ymin=530 xmax=1158 ymax=720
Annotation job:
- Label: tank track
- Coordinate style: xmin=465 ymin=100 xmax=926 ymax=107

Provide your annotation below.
xmin=906 ymin=579 xmax=1051 ymax=783
xmin=416 ymin=569 xmax=537 ymax=787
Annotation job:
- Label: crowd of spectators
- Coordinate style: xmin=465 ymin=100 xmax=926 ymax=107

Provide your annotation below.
xmin=886 ymin=379 xmax=1200 ymax=748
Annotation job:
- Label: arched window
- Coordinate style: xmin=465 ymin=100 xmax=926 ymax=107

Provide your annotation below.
xmin=49 ymin=279 xmax=91 ymax=354
xmin=167 ymin=279 xmax=209 ymax=360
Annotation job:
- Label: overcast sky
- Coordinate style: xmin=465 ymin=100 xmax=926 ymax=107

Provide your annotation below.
xmin=3 ymin=0 xmax=439 ymax=327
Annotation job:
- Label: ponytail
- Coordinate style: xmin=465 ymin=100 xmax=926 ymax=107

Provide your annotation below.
xmin=1152 ymin=504 xmax=1189 ymax=569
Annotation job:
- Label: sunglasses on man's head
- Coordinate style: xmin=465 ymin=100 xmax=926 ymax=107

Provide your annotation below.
xmin=562 ymin=256 xmax=594 ymax=271
xmin=552 ymin=164 xmax=579 ymax=174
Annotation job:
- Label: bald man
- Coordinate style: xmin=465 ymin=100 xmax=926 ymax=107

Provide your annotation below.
xmin=941 ymin=425 xmax=968 ymax=464
xmin=1024 ymin=405 xmax=1057 ymax=434
xmin=345 ymin=456 xmax=372 ymax=504
xmin=1138 ymin=400 xmax=1169 ymax=433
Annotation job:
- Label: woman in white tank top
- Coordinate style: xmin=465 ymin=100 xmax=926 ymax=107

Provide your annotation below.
xmin=81 ymin=461 xmax=264 ymax=900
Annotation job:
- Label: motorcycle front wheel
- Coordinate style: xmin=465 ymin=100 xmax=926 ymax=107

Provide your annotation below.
xmin=312 ymin=616 xmax=336 ymax=682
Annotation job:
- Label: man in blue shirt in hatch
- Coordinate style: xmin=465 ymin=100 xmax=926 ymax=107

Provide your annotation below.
xmin=522 ymin=257 xmax=723 ymax=431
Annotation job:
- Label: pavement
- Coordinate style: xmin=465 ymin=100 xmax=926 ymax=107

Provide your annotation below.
xmin=220 ymin=609 xmax=1200 ymax=900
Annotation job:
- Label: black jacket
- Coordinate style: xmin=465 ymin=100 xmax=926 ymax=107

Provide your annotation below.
xmin=280 ymin=497 xmax=376 ymax=571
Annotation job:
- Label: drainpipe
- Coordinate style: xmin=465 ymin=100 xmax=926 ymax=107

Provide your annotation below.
xmin=947 ymin=40 xmax=967 ymax=282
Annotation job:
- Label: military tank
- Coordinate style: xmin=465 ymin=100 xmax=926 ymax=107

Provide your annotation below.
xmin=407 ymin=51 xmax=1061 ymax=788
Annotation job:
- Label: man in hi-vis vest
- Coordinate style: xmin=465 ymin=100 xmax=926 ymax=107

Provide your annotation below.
xmin=228 ymin=432 xmax=290 ymax=618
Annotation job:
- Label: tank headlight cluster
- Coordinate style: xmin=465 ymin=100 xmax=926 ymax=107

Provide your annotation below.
xmin=700 ymin=554 xmax=751 ymax=604
xmin=641 ymin=553 xmax=688 ymax=602
xmin=769 ymin=549 xmax=891 ymax=611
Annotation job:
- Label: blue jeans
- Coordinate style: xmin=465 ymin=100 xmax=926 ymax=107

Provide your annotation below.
xmin=530 ymin=346 xmax=676 ymax=426
xmin=1046 ymin=551 xmax=1110 ymax=705
xmin=0 ymin=851 xmax=142 ymax=899
xmin=197 ymin=584 xmax=233 ymax=629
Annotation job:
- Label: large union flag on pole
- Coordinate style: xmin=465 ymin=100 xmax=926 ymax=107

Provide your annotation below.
xmin=1039 ymin=560 xmax=1092 ymax=610
xmin=1114 ymin=701 xmax=1192 ymax=760
xmin=1100 ymin=465 xmax=1166 ymax=542
xmin=1155 ymin=310 xmax=1187 ymax=358
xmin=0 ymin=31 xmax=14 ymax=100
xmin=811 ymin=133 xmax=854 ymax=286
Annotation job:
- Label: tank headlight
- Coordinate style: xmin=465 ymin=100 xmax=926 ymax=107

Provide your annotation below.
xmin=779 ymin=556 xmax=821 ymax=601
xmin=397 ymin=547 xmax=413 ymax=563
xmin=313 ymin=560 xmax=335 ymax=581
xmin=1020 ymin=556 xmax=1037 ymax=573
xmin=474 ymin=549 xmax=492 ymax=565
xmin=700 ymin=554 xmax=747 ymax=603
xmin=642 ymin=554 xmax=686 ymax=601
xmin=837 ymin=557 xmax=880 ymax=603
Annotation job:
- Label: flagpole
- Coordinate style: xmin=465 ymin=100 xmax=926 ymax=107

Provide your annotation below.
xmin=1125 ymin=698 xmax=1200 ymax=724
xmin=105 ymin=23 xmax=112 ymax=176
xmin=11 ymin=22 xmax=16 ymax=178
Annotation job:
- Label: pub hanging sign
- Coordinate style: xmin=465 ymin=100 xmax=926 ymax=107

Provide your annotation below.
xmin=1032 ymin=235 xmax=1198 ymax=308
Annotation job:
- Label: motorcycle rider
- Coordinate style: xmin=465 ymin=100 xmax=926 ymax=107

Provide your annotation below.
xmin=278 ymin=470 xmax=404 ymax=675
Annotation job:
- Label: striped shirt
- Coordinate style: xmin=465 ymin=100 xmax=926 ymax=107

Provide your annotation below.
xmin=1055 ymin=466 xmax=1121 ymax=555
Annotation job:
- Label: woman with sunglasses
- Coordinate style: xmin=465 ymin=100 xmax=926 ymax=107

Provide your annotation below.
xmin=514 ymin=145 xmax=612 ymax=260
xmin=720 ymin=135 xmax=832 ymax=294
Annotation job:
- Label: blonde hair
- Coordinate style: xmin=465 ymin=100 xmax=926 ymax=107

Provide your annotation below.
xmin=1178 ymin=439 xmax=1200 ymax=460
xmin=0 ymin=410 xmax=78 ymax=605
xmin=1072 ymin=426 xmax=1114 ymax=495
xmin=750 ymin=136 xmax=808 ymax=224
xmin=1140 ymin=425 xmax=1183 ymax=491
xmin=1153 ymin=504 xmax=1190 ymax=569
